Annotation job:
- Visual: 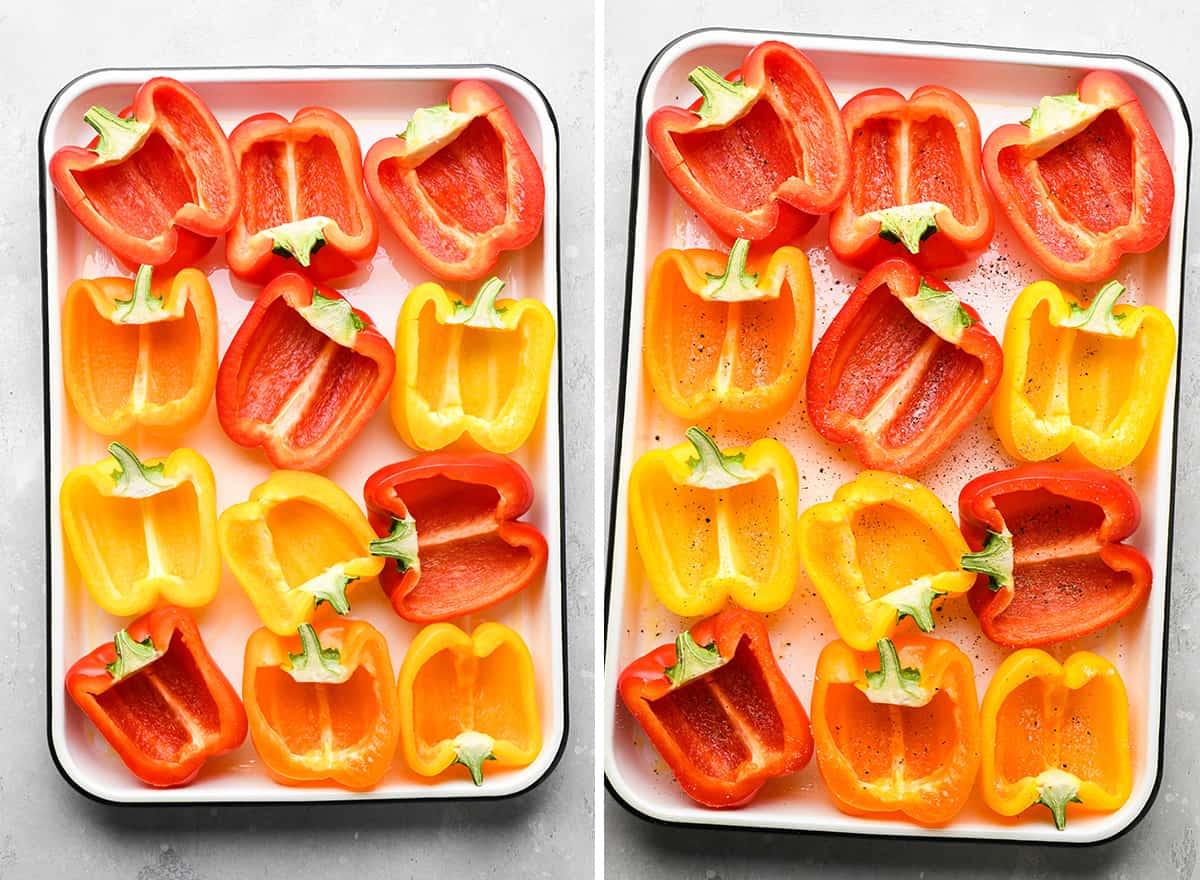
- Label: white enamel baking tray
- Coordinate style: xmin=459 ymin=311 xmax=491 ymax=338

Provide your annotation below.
xmin=605 ymin=29 xmax=1189 ymax=844
xmin=41 ymin=66 xmax=566 ymax=804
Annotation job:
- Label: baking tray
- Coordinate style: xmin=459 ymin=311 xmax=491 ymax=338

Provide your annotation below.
xmin=604 ymin=28 xmax=1189 ymax=844
xmin=40 ymin=65 xmax=567 ymax=804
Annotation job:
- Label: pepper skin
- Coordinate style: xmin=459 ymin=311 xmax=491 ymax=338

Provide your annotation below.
xmin=392 ymin=276 xmax=555 ymax=454
xmin=65 ymin=607 xmax=247 ymax=787
xmin=797 ymin=470 xmax=975 ymax=652
xmin=243 ymin=620 xmax=399 ymax=790
xmin=959 ymin=463 xmax=1152 ymax=648
xmin=60 ymin=443 xmax=219 ymax=617
xmin=398 ymin=621 xmax=541 ymax=786
xmin=806 ymin=258 xmax=1002 ymax=475
xmin=811 ymin=636 xmax=980 ymax=825
xmin=215 ymin=271 xmax=394 ymax=472
xmin=980 ymin=649 xmax=1132 ymax=830
xmin=627 ymin=427 xmax=799 ymax=618
xmin=645 ymin=41 xmax=850 ymax=246
xmin=642 ymin=240 xmax=813 ymax=425
xmin=49 ymin=77 xmax=241 ymax=272
xmin=617 ymin=608 xmax=813 ymax=808
xmin=982 ymin=71 xmax=1174 ymax=282
xmin=830 ymin=86 xmax=994 ymax=270
xmin=364 ymin=81 xmax=545 ymax=281
xmin=993 ymin=279 xmax=1176 ymax=470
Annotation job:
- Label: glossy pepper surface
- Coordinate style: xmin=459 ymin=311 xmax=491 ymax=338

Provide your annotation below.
xmin=60 ymin=442 xmax=219 ymax=617
xmin=49 ymin=77 xmax=241 ymax=271
xmin=959 ymin=463 xmax=1151 ymax=648
xmin=993 ymin=279 xmax=1176 ymax=470
xmin=628 ymin=427 xmax=799 ymax=618
xmin=982 ymin=71 xmax=1174 ymax=282
xmin=225 ymin=107 xmax=379 ymax=283
xmin=364 ymin=80 xmax=545 ymax=281
xmin=216 ymin=271 xmax=394 ymax=472
xmin=980 ymin=649 xmax=1131 ymax=830
xmin=645 ymin=41 xmax=850 ymax=246
xmin=398 ymin=621 xmax=541 ymax=785
xmin=811 ymin=636 xmax=980 ymax=825
xmin=219 ymin=470 xmax=384 ymax=636
xmin=806 ymin=258 xmax=1002 ymax=475
xmin=65 ymin=607 xmax=247 ymax=787
xmin=243 ymin=620 xmax=399 ymax=790
xmin=797 ymin=470 xmax=974 ymax=652
xmin=61 ymin=265 xmax=218 ymax=436
xmin=618 ymin=609 xmax=812 ymax=808
xmin=392 ymin=276 xmax=555 ymax=454
xmin=363 ymin=453 xmax=547 ymax=622
xmin=830 ymin=86 xmax=994 ymax=270
xmin=642 ymin=240 xmax=813 ymax=425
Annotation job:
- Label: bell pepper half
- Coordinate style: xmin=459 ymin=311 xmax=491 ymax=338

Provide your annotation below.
xmin=994 ymin=279 xmax=1176 ymax=470
xmin=642 ymin=240 xmax=814 ymax=426
xmin=617 ymin=608 xmax=813 ymax=808
xmin=60 ymin=442 xmax=219 ymax=618
xmin=65 ymin=606 xmax=247 ymax=787
xmin=830 ymin=86 xmax=994 ymax=270
xmin=48 ymin=77 xmax=241 ymax=272
xmin=363 ymin=453 xmax=547 ymax=622
xmin=982 ymin=71 xmax=1174 ymax=282
xmin=811 ymin=636 xmax=980 ymax=826
xmin=806 ymin=258 xmax=1002 ymax=475
xmin=980 ymin=648 xmax=1131 ymax=830
xmin=243 ymin=620 xmax=399 ymax=790
xmin=61 ymin=265 xmax=218 ymax=436
xmin=225 ymin=107 xmax=379 ymax=283
xmin=959 ymin=463 xmax=1152 ymax=648
xmin=645 ymin=41 xmax=850 ymax=246
xmin=364 ymin=80 xmax=545 ymax=281
xmin=215 ymin=271 xmax=394 ymax=472
xmin=797 ymin=470 xmax=975 ymax=652
xmin=218 ymin=470 xmax=384 ymax=636
xmin=392 ymin=276 xmax=555 ymax=454
xmin=627 ymin=427 xmax=799 ymax=618
xmin=398 ymin=621 xmax=541 ymax=786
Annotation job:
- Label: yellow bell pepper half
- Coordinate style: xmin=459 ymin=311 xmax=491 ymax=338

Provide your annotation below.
xmin=628 ymin=427 xmax=799 ymax=618
xmin=60 ymin=443 xmax=220 ymax=617
xmin=797 ymin=470 xmax=974 ymax=651
xmin=392 ymin=276 xmax=555 ymax=454
xmin=994 ymin=280 xmax=1175 ymax=470
xmin=218 ymin=470 xmax=384 ymax=636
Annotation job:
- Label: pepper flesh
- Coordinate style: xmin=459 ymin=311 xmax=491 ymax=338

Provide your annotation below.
xmin=980 ymin=649 xmax=1131 ymax=829
xmin=617 ymin=608 xmax=813 ymax=808
xmin=806 ymin=258 xmax=1002 ymax=475
xmin=993 ymin=279 xmax=1176 ymax=470
xmin=959 ymin=463 xmax=1151 ymax=648
xmin=982 ymin=71 xmax=1174 ymax=282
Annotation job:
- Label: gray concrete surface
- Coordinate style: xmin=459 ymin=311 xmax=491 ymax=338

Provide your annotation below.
xmin=603 ymin=1 xmax=1200 ymax=877
xmin=0 ymin=2 xmax=593 ymax=878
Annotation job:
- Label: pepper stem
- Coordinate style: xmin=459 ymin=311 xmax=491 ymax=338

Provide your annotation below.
xmin=287 ymin=623 xmax=350 ymax=684
xmin=687 ymin=66 xmax=755 ymax=126
xmin=879 ymin=577 xmax=944 ymax=632
xmin=860 ymin=638 xmax=930 ymax=707
xmin=105 ymin=630 xmax=161 ymax=681
xmin=902 ymin=280 xmax=976 ymax=345
xmin=1061 ymin=281 xmax=1128 ymax=336
xmin=1035 ymin=769 xmax=1083 ymax=831
xmin=682 ymin=427 xmax=753 ymax=489
xmin=699 ymin=239 xmax=762 ymax=301
xmin=664 ymin=632 xmax=724 ymax=687
xmin=83 ymin=106 xmax=151 ymax=163
xmin=113 ymin=265 xmax=169 ymax=324
xmin=302 ymin=565 xmax=358 ymax=615
xmin=297 ymin=290 xmax=365 ymax=347
xmin=447 ymin=277 xmax=508 ymax=329
xmin=267 ymin=216 xmax=330 ymax=267
xmin=108 ymin=442 xmax=176 ymax=499
xmin=869 ymin=202 xmax=944 ymax=255
xmin=401 ymin=103 xmax=473 ymax=151
xmin=368 ymin=515 xmax=419 ymax=572
xmin=1023 ymin=92 xmax=1093 ymax=141
xmin=452 ymin=731 xmax=497 ymax=786
xmin=961 ymin=529 xmax=1015 ymax=592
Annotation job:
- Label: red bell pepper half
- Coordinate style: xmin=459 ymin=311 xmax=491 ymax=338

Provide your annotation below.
xmin=982 ymin=71 xmax=1174 ymax=282
xmin=65 ymin=606 xmax=247 ymax=787
xmin=806 ymin=258 xmax=1002 ymax=475
xmin=363 ymin=80 xmax=545 ymax=281
xmin=49 ymin=77 xmax=242 ymax=272
xmin=830 ymin=86 xmax=994 ymax=270
xmin=617 ymin=608 xmax=813 ymax=808
xmin=959 ymin=463 xmax=1152 ymax=648
xmin=645 ymin=41 xmax=850 ymax=247
xmin=225 ymin=107 xmax=379 ymax=283
xmin=216 ymin=271 xmax=394 ymax=472
xmin=363 ymin=453 xmax=548 ymax=622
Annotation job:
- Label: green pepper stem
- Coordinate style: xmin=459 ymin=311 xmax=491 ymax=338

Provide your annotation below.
xmin=682 ymin=426 xmax=753 ymax=489
xmin=902 ymin=280 xmax=975 ymax=345
xmin=699 ymin=239 xmax=762 ymax=301
xmin=1062 ymin=281 xmax=1128 ymax=336
xmin=961 ymin=529 xmax=1015 ymax=592
xmin=297 ymin=290 xmax=365 ymax=347
xmin=112 ymin=264 xmax=170 ymax=324
xmin=304 ymin=565 xmax=358 ymax=615
xmin=447 ymin=277 xmax=507 ymax=329
xmin=267 ymin=216 xmax=330 ymax=267
xmin=1035 ymin=769 xmax=1083 ymax=831
xmin=664 ymin=632 xmax=724 ymax=687
xmin=83 ymin=106 xmax=151 ymax=163
xmin=108 ymin=442 xmax=176 ymax=499
xmin=105 ymin=630 xmax=161 ymax=681
xmin=368 ymin=515 xmax=419 ymax=572
xmin=687 ymin=66 xmax=754 ymax=126
xmin=861 ymin=638 xmax=930 ymax=707
xmin=869 ymin=202 xmax=943 ymax=255
xmin=879 ymin=577 xmax=943 ymax=633
xmin=287 ymin=623 xmax=349 ymax=684
xmin=452 ymin=731 xmax=497 ymax=786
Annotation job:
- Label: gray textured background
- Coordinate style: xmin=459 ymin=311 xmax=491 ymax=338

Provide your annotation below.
xmin=603 ymin=1 xmax=1200 ymax=877
xmin=0 ymin=2 xmax=594 ymax=878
